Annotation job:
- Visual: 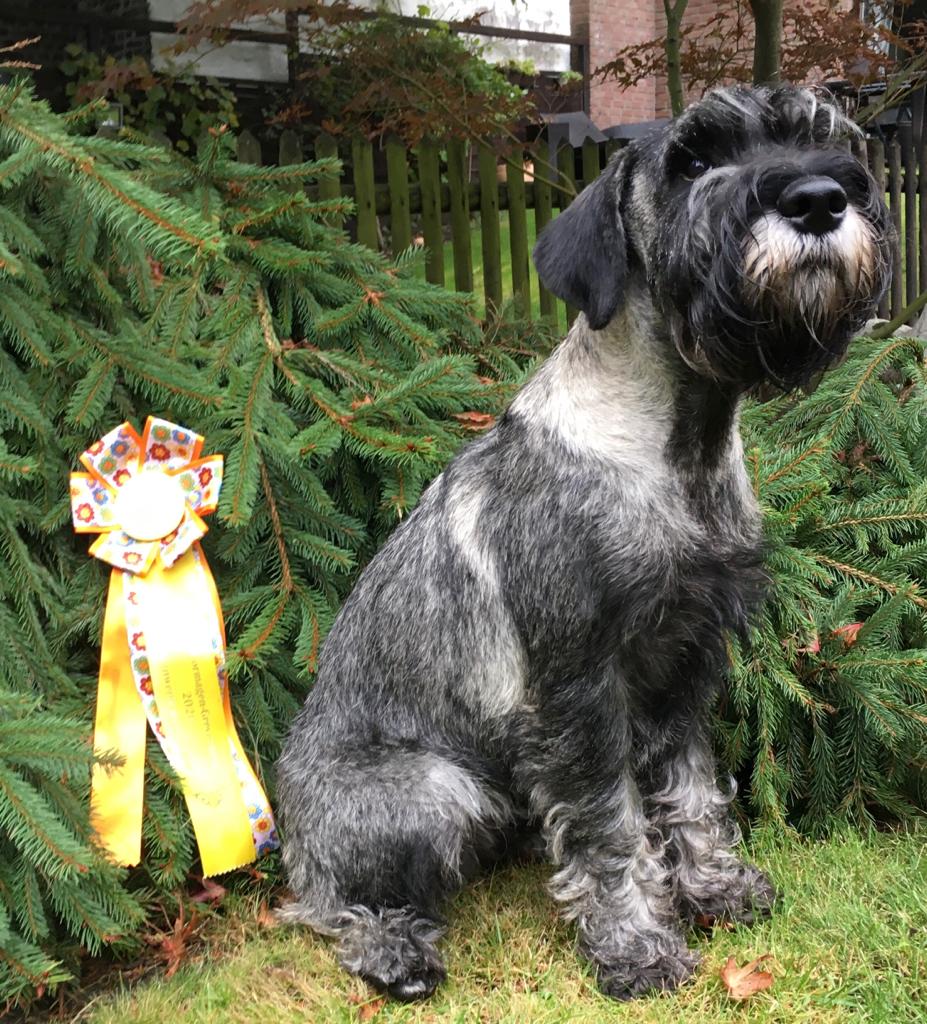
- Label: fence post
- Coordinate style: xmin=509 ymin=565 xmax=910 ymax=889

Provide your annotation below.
xmin=920 ymin=126 xmax=927 ymax=298
xmin=533 ymin=152 xmax=556 ymax=324
xmin=900 ymin=122 xmax=918 ymax=307
xmin=447 ymin=138 xmax=474 ymax=294
xmin=351 ymin=137 xmax=378 ymax=250
xmin=417 ymin=140 xmax=444 ymax=286
xmin=278 ymin=129 xmax=301 ymax=166
xmin=868 ymin=137 xmax=889 ymax=319
xmin=478 ymin=143 xmax=503 ymax=317
xmin=506 ymin=152 xmax=531 ymax=317
xmin=236 ymin=129 xmax=261 ymax=164
xmin=385 ymin=136 xmax=412 ymax=258
xmin=313 ymin=133 xmax=342 ymax=227
xmin=887 ymin=134 xmax=903 ymax=319
xmin=581 ymin=138 xmax=600 ymax=188
xmin=556 ymin=141 xmax=578 ymax=326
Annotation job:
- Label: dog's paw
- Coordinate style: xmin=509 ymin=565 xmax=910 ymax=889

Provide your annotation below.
xmin=382 ymin=964 xmax=446 ymax=1002
xmin=593 ymin=938 xmax=700 ymax=1001
xmin=683 ymin=862 xmax=776 ymax=927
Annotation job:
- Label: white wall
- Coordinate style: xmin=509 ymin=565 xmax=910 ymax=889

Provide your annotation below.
xmin=148 ymin=0 xmax=572 ymax=80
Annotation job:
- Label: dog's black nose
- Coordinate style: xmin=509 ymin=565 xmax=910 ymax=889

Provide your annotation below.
xmin=777 ymin=176 xmax=847 ymax=235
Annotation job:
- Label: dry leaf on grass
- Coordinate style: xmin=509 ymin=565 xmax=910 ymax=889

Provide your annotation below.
xmin=347 ymin=993 xmax=387 ymax=1019
xmin=189 ymin=876 xmax=227 ymax=904
xmin=720 ymin=954 xmax=775 ymax=1000
xmin=694 ymin=912 xmax=735 ymax=932
xmin=145 ymin=904 xmax=202 ymax=979
xmin=256 ymin=900 xmax=280 ymax=929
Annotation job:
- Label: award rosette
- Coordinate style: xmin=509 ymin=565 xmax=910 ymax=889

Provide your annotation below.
xmin=70 ymin=417 xmax=277 ymax=876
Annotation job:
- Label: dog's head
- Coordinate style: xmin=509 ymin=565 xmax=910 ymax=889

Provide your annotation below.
xmin=533 ymin=86 xmax=892 ymax=390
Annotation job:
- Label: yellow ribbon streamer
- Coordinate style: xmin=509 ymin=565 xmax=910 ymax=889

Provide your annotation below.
xmin=71 ymin=417 xmax=277 ymax=875
xmin=90 ymin=570 xmax=147 ymax=868
xmin=136 ymin=549 xmax=256 ymax=876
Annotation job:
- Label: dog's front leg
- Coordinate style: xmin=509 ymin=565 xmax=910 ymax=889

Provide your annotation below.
xmin=645 ymin=726 xmax=776 ymax=925
xmin=529 ymin=753 xmax=699 ymax=1000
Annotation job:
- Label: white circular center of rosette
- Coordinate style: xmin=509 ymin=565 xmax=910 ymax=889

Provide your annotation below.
xmin=116 ymin=471 xmax=187 ymax=542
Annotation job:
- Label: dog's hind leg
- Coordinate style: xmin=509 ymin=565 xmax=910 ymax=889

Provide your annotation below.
xmin=276 ymin=743 xmax=509 ymax=1000
xmin=644 ymin=727 xmax=776 ymax=926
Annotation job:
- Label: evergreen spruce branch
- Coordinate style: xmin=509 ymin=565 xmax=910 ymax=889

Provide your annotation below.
xmin=0 ymin=150 xmax=34 ymax=191
xmin=0 ymin=109 xmax=220 ymax=262
xmin=15 ymin=863 xmax=48 ymax=943
xmin=812 ymin=553 xmax=927 ymax=609
xmin=65 ymin=357 xmax=117 ymax=429
xmin=815 ymin=511 xmax=927 ymax=532
xmin=73 ymin=323 xmax=220 ymax=408
xmin=0 ymin=935 xmax=69 ymax=1006
xmin=0 ymin=767 xmax=91 ymax=880
xmin=229 ymin=193 xmax=351 ymax=234
xmin=217 ymin=156 xmax=341 ymax=186
xmin=221 ymin=348 xmax=273 ymax=526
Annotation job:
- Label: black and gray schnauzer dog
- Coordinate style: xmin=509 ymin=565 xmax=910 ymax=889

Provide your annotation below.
xmin=277 ymin=85 xmax=891 ymax=1001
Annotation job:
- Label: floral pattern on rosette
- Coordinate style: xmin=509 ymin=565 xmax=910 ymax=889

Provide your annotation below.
xmin=70 ymin=417 xmax=219 ymax=575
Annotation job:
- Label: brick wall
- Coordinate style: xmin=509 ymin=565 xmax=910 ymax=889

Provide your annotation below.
xmin=573 ymin=0 xmax=753 ymax=127
xmin=571 ymin=0 xmax=659 ymax=127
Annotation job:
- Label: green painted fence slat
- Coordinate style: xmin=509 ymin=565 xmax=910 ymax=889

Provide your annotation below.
xmin=417 ymin=140 xmax=444 ymax=286
xmin=506 ymin=153 xmax=530 ymax=316
xmin=887 ymin=135 xmax=903 ymax=318
xmin=447 ymin=138 xmax=473 ymax=294
xmin=920 ymin=132 xmax=927 ymax=296
xmin=314 ymin=133 xmax=341 ymax=223
xmin=278 ymin=129 xmax=301 ymax=166
xmin=385 ymin=136 xmax=412 ymax=257
xmin=867 ymin=137 xmax=888 ymax=319
xmin=478 ymin=144 xmax=502 ymax=316
xmin=901 ymin=123 xmax=917 ymax=305
xmin=533 ymin=154 xmax=555 ymax=323
xmin=582 ymin=139 xmax=600 ymax=188
xmin=352 ymin=136 xmax=378 ymax=250
xmin=556 ymin=142 xmax=577 ymax=325
xmin=236 ymin=129 xmax=261 ymax=164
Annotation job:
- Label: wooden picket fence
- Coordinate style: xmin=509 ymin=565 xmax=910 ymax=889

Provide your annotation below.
xmin=237 ymin=124 xmax=927 ymax=328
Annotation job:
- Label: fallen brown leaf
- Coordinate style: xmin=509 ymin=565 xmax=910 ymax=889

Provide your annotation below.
xmin=452 ymin=411 xmax=495 ymax=431
xmin=720 ymin=954 xmax=775 ymax=1000
xmin=347 ymin=993 xmax=386 ymax=1020
xmin=694 ymin=912 xmax=735 ymax=932
xmin=189 ymin=876 xmax=227 ymax=904
xmin=145 ymin=904 xmax=201 ymax=979
xmin=256 ymin=900 xmax=279 ymax=929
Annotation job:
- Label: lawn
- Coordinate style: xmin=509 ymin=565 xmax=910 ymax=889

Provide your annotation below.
xmin=71 ymin=826 xmax=926 ymax=1024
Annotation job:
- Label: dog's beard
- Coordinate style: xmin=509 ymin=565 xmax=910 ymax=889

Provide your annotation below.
xmin=661 ymin=200 xmax=889 ymax=390
xmin=741 ymin=209 xmax=882 ymax=332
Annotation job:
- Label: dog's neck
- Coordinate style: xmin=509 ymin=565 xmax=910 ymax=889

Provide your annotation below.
xmin=510 ymin=299 xmax=742 ymax=480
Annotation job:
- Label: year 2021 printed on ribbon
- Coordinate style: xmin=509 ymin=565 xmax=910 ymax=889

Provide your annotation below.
xmin=70 ymin=416 xmax=277 ymax=876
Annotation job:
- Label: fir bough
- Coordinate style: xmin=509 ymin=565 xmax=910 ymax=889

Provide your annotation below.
xmin=0 ymin=80 xmax=528 ymax=1006
xmin=728 ymin=334 xmax=927 ymax=829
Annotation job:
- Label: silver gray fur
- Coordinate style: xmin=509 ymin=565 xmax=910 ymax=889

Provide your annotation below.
xmin=277 ymin=85 xmax=891 ymax=1001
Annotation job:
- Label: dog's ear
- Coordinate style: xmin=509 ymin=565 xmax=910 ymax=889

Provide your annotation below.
xmin=532 ymin=148 xmax=632 ymax=330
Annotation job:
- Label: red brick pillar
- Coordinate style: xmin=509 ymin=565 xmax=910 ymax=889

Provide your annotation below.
xmin=571 ymin=0 xmax=658 ymax=128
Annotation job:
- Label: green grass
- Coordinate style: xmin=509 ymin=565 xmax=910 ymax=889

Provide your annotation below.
xmin=73 ymin=827 xmax=926 ymax=1024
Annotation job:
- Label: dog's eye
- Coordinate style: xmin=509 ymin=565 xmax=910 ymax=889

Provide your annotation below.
xmin=683 ymin=158 xmax=710 ymax=181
